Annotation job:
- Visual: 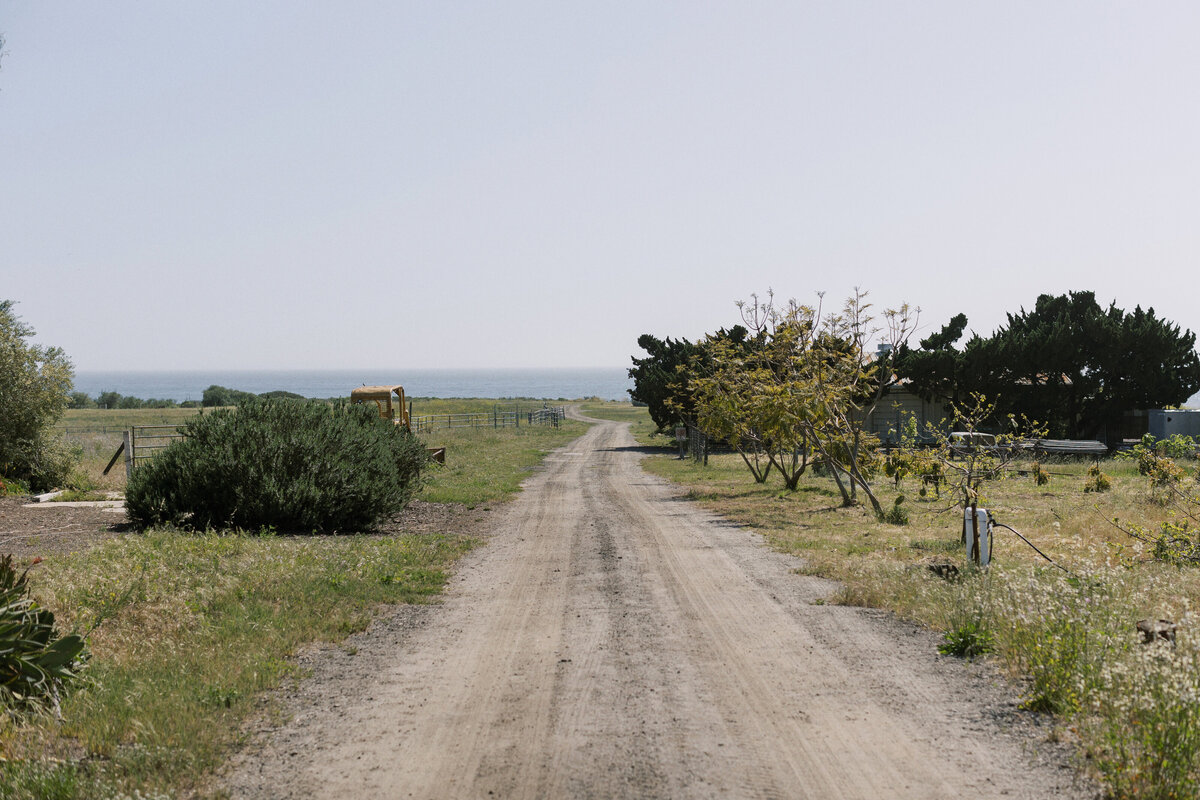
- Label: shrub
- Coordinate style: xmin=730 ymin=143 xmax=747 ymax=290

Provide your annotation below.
xmin=1158 ymin=433 xmax=1198 ymax=460
xmin=0 ymin=301 xmax=76 ymax=493
xmin=1084 ymin=463 xmax=1111 ymax=493
xmin=125 ymin=399 xmax=428 ymax=532
xmin=0 ymin=555 xmax=88 ymax=716
xmin=881 ymin=495 xmax=909 ymax=525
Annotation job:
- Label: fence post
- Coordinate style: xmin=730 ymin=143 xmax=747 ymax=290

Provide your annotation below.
xmin=123 ymin=429 xmax=134 ymax=482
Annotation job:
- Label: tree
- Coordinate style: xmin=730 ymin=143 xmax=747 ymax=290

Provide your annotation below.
xmin=628 ymin=327 xmax=748 ymax=432
xmin=201 ymin=385 xmax=256 ymax=407
xmin=892 ymin=313 xmax=972 ymax=408
xmin=67 ymin=391 xmax=96 ymax=409
xmin=895 ymin=292 xmax=1200 ymax=440
xmin=691 ymin=314 xmax=797 ymax=486
xmin=692 ymin=290 xmax=917 ymax=513
xmin=811 ymin=291 xmax=918 ymax=512
xmin=0 ymin=301 xmax=75 ymax=491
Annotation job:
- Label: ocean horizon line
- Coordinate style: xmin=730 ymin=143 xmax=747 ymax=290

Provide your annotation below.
xmin=72 ymin=367 xmax=635 ymax=403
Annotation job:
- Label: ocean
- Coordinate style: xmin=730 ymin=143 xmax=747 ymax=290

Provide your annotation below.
xmin=71 ymin=368 xmax=634 ymax=403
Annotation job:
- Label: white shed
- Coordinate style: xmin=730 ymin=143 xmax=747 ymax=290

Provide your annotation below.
xmin=1148 ymin=409 xmax=1200 ymax=439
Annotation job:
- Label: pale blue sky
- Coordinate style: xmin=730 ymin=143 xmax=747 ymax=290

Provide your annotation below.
xmin=2 ymin=2 xmax=1198 ymax=370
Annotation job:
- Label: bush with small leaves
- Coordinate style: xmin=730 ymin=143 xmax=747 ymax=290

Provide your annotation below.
xmin=1084 ymin=463 xmax=1111 ymax=493
xmin=881 ymin=495 xmax=909 ymax=525
xmin=1032 ymin=461 xmax=1050 ymax=486
xmin=126 ymin=398 xmax=428 ymax=532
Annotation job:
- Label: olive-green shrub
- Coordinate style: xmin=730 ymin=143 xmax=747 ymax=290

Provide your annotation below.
xmin=0 ymin=300 xmax=75 ymax=493
xmin=126 ymin=399 xmax=427 ymax=532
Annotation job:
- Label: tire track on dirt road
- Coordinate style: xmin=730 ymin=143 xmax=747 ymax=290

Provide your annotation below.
xmin=226 ymin=410 xmax=1088 ymax=799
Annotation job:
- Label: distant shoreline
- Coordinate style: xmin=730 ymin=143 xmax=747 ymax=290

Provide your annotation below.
xmin=72 ymin=367 xmax=634 ymax=403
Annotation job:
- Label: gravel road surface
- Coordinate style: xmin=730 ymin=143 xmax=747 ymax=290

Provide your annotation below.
xmin=226 ymin=410 xmax=1089 ymax=799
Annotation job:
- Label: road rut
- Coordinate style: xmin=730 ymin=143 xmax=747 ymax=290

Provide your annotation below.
xmin=227 ymin=411 xmax=1087 ymax=799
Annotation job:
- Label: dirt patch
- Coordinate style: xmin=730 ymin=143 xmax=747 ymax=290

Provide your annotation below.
xmin=0 ymin=497 xmax=490 ymax=563
xmin=0 ymin=496 xmax=130 ymax=560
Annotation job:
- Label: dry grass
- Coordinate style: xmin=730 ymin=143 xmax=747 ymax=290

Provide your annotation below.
xmin=636 ymin=412 xmax=1200 ymax=798
xmin=645 ymin=452 xmax=1189 ymax=589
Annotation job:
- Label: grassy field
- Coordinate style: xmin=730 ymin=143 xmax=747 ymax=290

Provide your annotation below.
xmin=619 ymin=402 xmax=1200 ymax=799
xmin=577 ymin=400 xmax=666 ymax=442
xmin=54 ymin=405 xmax=577 ymax=496
xmin=5 ymin=409 xmax=585 ymax=800
xmin=421 ymin=420 xmax=587 ymax=507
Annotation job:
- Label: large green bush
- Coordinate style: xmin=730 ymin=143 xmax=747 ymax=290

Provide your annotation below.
xmin=0 ymin=301 xmax=75 ymax=493
xmin=125 ymin=399 xmax=428 ymax=532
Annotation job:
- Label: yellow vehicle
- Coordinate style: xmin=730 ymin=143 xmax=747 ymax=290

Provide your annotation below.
xmin=351 ymin=385 xmax=411 ymax=430
xmin=350 ymin=384 xmax=445 ymax=463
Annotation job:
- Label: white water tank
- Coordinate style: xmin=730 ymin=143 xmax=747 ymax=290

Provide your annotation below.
xmin=963 ymin=508 xmax=991 ymax=566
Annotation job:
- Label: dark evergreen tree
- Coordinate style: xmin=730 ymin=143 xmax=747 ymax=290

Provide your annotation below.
xmin=895 ymin=292 xmax=1200 ymax=440
xmin=628 ymin=326 xmax=749 ymax=431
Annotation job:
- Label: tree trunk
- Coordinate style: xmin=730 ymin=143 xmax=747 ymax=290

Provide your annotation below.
xmin=738 ymin=448 xmax=772 ymax=483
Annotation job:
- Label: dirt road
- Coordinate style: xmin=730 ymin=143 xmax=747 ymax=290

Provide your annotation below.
xmin=227 ymin=411 xmax=1087 ymax=799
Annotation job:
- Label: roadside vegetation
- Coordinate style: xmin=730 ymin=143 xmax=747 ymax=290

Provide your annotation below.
xmin=2 ymin=402 xmax=582 ymax=799
xmin=421 ymin=419 xmax=586 ymax=507
xmin=125 ymin=399 xmax=428 ymax=532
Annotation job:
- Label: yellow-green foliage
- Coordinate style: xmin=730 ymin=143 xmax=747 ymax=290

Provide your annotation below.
xmin=1032 ymin=461 xmax=1050 ymax=486
xmin=1085 ymin=463 xmax=1112 ymax=493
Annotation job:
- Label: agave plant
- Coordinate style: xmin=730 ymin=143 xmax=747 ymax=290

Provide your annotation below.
xmin=0 ymin=554 xmax=88 ymax=716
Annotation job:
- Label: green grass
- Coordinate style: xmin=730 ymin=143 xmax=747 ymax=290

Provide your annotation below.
xmin=6 ymin=530 xmax=472 ymax=799
xmin=59 ymin=407 xmax=206 ymax=432
xmin=577 ymin=401 xmax=672 ymax=448
xmin=410 ymin=398 xmax=567 ymax=416
xmin=420 ymin=420 xmax=587 ymax=506
xmin=46 ymin=489 xmax=113 ymax=502
xmin=57 ymin=408 xmax=210 ymax=494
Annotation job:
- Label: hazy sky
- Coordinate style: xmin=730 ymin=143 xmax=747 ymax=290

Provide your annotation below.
xmin=2 ymin=2 xmax=1199 ymax=371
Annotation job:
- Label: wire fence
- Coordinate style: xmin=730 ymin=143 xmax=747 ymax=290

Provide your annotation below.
xmin=81 ymin=404 xmax=569 ymax=480
xmin=410 ymin=404 xmax=567 ymax=433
